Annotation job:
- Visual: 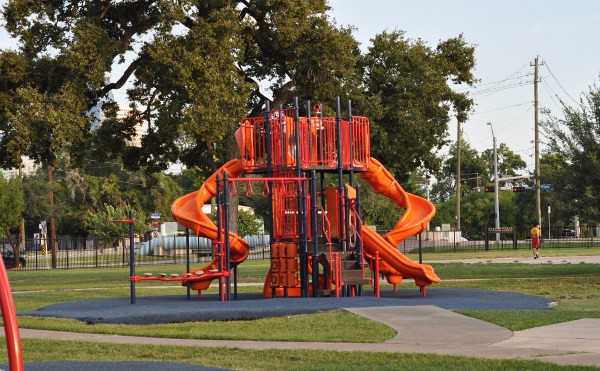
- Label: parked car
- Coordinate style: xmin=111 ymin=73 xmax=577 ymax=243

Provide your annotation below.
xmin=1 ymin=245 xmax=26 ymax=269
xmin=560 ymin=229 xmax=576 ymax=238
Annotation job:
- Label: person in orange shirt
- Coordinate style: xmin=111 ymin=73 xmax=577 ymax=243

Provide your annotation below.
xmin=531 ymin=223 xmax=541 ymax=259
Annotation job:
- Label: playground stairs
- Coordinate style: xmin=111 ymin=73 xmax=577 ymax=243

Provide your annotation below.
xmin=317 ymin=246 xmax=369 ymax=297
xmin=337 ymin=251 xmax=370 ymax=286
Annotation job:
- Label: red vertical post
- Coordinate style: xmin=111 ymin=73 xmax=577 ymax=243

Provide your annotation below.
xmin=374 ymin=251 xmax=380 ymax=298
xmin=0 ymin=257 xmax=24 ymax=370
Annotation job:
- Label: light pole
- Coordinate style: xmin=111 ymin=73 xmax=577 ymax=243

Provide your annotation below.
xmin=487 ymin=122 xmax=500 ymax=243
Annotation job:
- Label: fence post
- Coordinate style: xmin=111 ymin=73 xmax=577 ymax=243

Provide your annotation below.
xmin=513 ymin=228 xmax=517 ymax=249
xmin=485 ymin=229 xmax=489 ymax=251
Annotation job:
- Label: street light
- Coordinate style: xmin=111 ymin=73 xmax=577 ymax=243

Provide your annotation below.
xmin=487 ymin=122 xmax=500 ymax=243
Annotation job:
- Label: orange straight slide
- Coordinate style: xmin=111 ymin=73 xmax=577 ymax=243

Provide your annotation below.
xmin=360 ymin=157 xmax=440 ymax=287
xmin=171 ymin=159 xmax=250 ymax=291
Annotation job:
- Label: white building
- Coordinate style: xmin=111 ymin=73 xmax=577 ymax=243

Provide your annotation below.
xmin=0 ymin=158 xmax=41 ymax=179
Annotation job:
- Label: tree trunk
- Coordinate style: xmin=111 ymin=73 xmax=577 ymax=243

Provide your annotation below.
xmin=48 ymin=164 xmax=57 ymax=269
xmin=226 ymin=131 xmax=240 ymax=234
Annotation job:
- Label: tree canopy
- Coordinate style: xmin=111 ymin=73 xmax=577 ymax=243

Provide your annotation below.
xmin=542 ymin=80 xmax=600 ymax=224
xmin=0 ymin=0 xmax=361 ymax=176
xmin=1 ymin=0 xmax=484 ymax=239
xmin=1 ymin=1 xmax=478 ymax=182
xmin=362 ymin=31 xmax=476 ymax=182
xmin=0 ymin=174 xmax=24 ymax=246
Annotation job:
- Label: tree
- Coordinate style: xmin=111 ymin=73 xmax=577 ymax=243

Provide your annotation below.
xmin=362 ymin=31 xmax=476 ymax=183
xmin=1 ymin=1 xmax=360 ymax=174
xmin=358 ymin=178 xmax=405 ymax=231
xmin=0 ymin=174 xmax=25 ymax=255
xmin=432 ymin=139 xmax=487 ymax=202
xmin=537 ymin=153 xmax=571 ymax=228
xmin=481 ymin=143 xmax=527 ymax=179
xmin=237 ymin=209 xmax=262 ymax=236
xmin=542 ymin=81 xmax=600 ymax=224
xmin=85 ymin=204 xmax=148 ymax=242
xmin=1 ymin=2 xmax=480 ymax=239
xmin=1 ymin=1 xmax=361 ymax=238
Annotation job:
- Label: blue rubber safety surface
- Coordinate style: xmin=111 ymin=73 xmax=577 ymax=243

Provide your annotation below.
xmin=20 ymin=288 xmax=553 ymax=325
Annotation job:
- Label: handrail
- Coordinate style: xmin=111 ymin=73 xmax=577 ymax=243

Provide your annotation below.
xmin=318 ymin=205 xmax=333 ymax=272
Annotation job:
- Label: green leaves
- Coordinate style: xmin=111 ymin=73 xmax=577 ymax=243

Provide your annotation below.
xmin=362 ymin=31 xmax=476 ymax=182
xmin=84 ymin=204 xmax=148 ymax=238
xmin=0 ymin=174 xmax=25 ymax=233
xmin=542 ymin=80 xmax=600 ymax=224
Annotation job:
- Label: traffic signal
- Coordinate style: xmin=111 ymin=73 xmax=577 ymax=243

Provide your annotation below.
xmin=513 ymin=186 xmax=525 ymax=192
xmin=484 ymin=186 xmax=495 ymax=193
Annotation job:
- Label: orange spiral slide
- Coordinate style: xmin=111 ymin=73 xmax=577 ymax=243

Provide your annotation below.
xmin=171 ymin=159 xmax=250 ymax=291
xmin=360 ymin=157 xmax=441 ymax=287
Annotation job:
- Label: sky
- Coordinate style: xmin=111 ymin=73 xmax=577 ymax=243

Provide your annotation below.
xmin=1 ymin=1 xmax=599 ymax=174
xmin=328 ymin=0 xmax=600 ymax=173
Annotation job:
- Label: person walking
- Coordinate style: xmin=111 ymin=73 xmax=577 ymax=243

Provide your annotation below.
xmin=531 ymin=222 xmax=541 ymax=259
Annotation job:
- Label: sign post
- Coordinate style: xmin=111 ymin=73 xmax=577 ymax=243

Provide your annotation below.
xmin=150 ymin=212 xmax=161 ymax=238
xmin=548 ymin=205 xmax=551 ymax=239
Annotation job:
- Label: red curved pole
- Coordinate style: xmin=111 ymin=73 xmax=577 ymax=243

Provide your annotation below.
xmin=0 ymin=257 xmax=24 ymax=370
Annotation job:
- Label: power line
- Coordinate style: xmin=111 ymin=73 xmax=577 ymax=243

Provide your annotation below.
xmin=456 ymin=72 xmax=534 ymax=92
xmin=469 ymin=81 xmax=534 ymax=98
xmin=461 ymin=62 xmax=532 ymax=100
xmin=540 ymin=79 xmax=562 ymax=110
xmin=472 ymin=101 xmax=532 ymax=115
xmin=541 ymin=57 xmax=579 ymax=106
xmin=497 ymin=105 xmax=534 ymax=136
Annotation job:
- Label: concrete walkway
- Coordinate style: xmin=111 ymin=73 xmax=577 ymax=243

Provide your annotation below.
xmin=9 ymin=305 xmax=600 ymax=368
xmin=433 ymin=255 xmax=600 ymax=265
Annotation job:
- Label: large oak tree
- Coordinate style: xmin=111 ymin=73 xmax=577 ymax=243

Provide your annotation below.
xmin=1 ymin=1 xmax=479 ymax=239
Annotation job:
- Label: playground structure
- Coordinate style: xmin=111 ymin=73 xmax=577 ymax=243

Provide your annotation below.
xmin=137 ymin=97 xmax=440 ymax=300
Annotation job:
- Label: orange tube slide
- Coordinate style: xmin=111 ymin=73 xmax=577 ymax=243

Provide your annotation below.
xmin=171 ymin=159 xmax=250 ymax=291
xmin=360 ymin=157 xmax=440 ymax=286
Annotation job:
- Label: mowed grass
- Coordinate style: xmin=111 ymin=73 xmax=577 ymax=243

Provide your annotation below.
xmin=2 ymin=249 xmax=600 ymax=369
xmin=2 ymin=339 xmax=596 ymax=371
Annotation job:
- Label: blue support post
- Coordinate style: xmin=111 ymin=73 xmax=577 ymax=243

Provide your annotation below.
xmin=128 ymin=210 xmax=135 ymax=304
xmin=223 ymin=170 xmax=231 ymax=301
xmin=347 ymin=99 xmax=354 ymax=187
xmin=310 ymin=170 xmax=319 ymax=296
xmin=356 ymin=184 xmax=363 ymax=296
xmin=216 ymin=174 xmax=223 ymax=301
xmin=335 ymin=97 xmax=345 ymax=247
xmin=265 ymin=101 xmax=276 ymax=298
xmin=186 ymin=228 xmax=191 ymax=299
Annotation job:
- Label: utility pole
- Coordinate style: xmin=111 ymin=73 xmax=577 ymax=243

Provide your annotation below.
xmin=487 ymin=122 xmax=500 ymax=243
xmin=532 ymin=56 xmax=542 ymax=227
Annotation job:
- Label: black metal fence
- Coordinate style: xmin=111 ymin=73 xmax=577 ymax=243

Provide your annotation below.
xmin=3 ymin=225 xmax=599 ymax=271
xmin=1 ymin=236 xmax=271 ymax=271
xmin=393 ymin=225 xmax=600 ymax=254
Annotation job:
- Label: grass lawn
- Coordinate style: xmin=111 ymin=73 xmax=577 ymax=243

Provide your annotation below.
xmin=1 ymin=248 xmax=599 ymax=369
xmin=6 ymin=339 xmax=597 ymax=371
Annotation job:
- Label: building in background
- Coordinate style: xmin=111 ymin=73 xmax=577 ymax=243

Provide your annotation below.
xmin=0 ymin=158 xmax=40 ymax=179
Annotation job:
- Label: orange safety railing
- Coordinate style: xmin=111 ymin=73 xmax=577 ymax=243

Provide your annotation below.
xmin=236 ymin=111 xmax=370 ymax=172
xmin=352 ymin=116 xmax=370 ymax=168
